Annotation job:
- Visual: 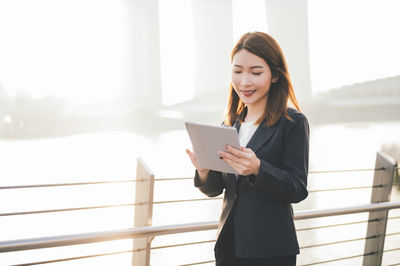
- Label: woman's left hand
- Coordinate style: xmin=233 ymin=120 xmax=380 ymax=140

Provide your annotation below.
xmin=219 ymin=146 xmax=260 ymax=176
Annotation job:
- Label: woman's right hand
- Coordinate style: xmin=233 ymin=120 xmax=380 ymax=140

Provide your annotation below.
xmin=185 ymin=148 xmax=209 ymax=180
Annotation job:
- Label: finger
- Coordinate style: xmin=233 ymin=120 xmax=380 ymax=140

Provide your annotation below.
xmin=228 ymin=162 xmax=250 ymax=175
xmin=222 ymin=152 xmax=248 ymax=168
xmin=222 ymin=156 xmax=243 ymax=172
xmin=239 ymin=147 xmax=256 ymax=159
xmin=222 ymin=148 xmax=258 ymax=175
xmin=241 ymin=147 xmax=254 ymax=154
xmin=220 ymin=151 xmax=242 ymax=164
xmin=225 ymin=146 xmax=247 ymax=158
xmin=186 ymin=149 xmax=206 ymax=171
xmin=185 ymin=149 xmax=194 ymax=159
xmin=185 ymin=149 xmax=198 ymax=162
xmin=226 ymin=148 xmax=252 ymax=161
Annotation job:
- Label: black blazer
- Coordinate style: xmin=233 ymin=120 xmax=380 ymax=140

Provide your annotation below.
xmin=194 ymin=107 xmax=310 ymax=260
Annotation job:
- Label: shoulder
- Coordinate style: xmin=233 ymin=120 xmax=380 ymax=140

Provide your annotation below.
xmin=280 ymin=108 xmax=309 ymax=135
xmin=286 ymin=107 xmax=307 ymax=123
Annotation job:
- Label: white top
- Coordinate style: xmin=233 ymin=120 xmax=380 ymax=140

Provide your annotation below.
xmin=238 ymin=121 xmax=258 ymax=147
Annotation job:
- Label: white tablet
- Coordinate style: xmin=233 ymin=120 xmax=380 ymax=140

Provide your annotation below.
xmin=184 ymin=121 xmax=240 ymax=174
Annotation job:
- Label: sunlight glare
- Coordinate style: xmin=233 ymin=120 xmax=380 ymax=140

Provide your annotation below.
xmin=232 ymin=0 xmax=268 ymax=43
xmin=308 ymin=0 xmax=400 ymax=93
xmin=0 ymin=0 xmax=126 ymax=104
xmin=159 ymin=0 xmax=196 ymax=105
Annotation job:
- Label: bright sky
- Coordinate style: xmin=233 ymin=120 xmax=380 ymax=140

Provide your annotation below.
xmin=308 ymin=0 xmax=400 ymax=93
xmin=0 ymin=0 xmax=399 ymax=104
xmin=159 ymin=0 xmax=196 ymax=105
xmin=232 ymin=0 xmax=268 ymax=42
xmin=0 ymin=0 xmax=126 ymax=104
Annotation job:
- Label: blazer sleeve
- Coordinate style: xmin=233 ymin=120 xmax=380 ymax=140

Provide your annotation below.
xmin=194 ymin=170 xmax=225 ymax=197
xmin=253 ymin=114 xmax=310 ymax=203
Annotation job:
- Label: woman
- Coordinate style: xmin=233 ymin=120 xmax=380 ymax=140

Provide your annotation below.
xmin=186 ymin=31 xmax=309 ymax=266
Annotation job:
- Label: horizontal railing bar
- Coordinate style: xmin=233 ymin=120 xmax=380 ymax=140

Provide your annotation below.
xmin=1 ymin=191 xmax=397 ymax=217
xmin=1 ymin=183 xmax=382 ymax=195
xmin=155 ymin=177 xmax=193 ymax=181
xmin=151 ymin=239 xmax=215 ymax=250
xmin=295 ymin=201 xmax=400 ymax=220
xmin=308 ymin=185 xmax=382 ymax=193
xmin=0 ymin=221 xmax=218 ymax=253
xmin=0 ymin=197 xmax=225 ymax=216
xmin=0 ymin=180 xmax=139 ymax=190
xmin=386 ymin=232 xmax=400 ymax=237
xmin=0 ymin=167 xmax=388 ymax=190
xmin=20 ymin=233 xmax=393 ymax=264
xmin=153 ymin=197 xmax=223 ymax=205
xmin=388 ymin=216 xmax=400 ymax=220
xmin=0 ymin=203 xmax=139 ymax=217
xmin=16 ymin=242 xmax=399 ymax=266
xmin=0 ymin=177 xmax=193 ymax=190
xmin=179 ymin=260 xmax=215 ymax=266
xmin=300 ymin=235 xmax=376 ymax=249
xmin=299 ymin=251 xmax=375 ymax=266
xmin=308 ymin=167 xmax=385 ymax=174
xmin=386 ymin=262 xmax=400 ymax=266
xmin=1 ymin=185 xmax=386 ymax=216
xmin=156 ymin=167 xmax=386 ymax=179
xmin=296 ymin=219 xmax=378 ymax=232
xmin=1 ymin=201 xmax=399 ymax=253
xmin=385 ymin=247 xmax=400 ymax=253
xmin=11 ymin=249 xmax=141 ymax=266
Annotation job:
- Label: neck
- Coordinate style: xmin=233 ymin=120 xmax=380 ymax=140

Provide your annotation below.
xmin=245 ymin=101 xmax=266 ymax=122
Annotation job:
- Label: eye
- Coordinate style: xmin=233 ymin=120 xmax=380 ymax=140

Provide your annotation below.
xmin=233 ymin=71 xmax=242 ymax=74
xmin=253 ymin=72 xmax=262 ymax=75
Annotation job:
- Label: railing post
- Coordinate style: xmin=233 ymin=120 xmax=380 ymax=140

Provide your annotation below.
xmin=363 ymin=151 xmax=397 ymax=266
xmin=132 ymin=158 xmax=155 ymax=266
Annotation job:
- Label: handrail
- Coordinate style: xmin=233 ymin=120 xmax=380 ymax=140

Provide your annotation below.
xmin=296 ymin=218 xmax=378 ymax=232
xmin=0 ymin=167 xmax=389 ymax=190
xmin=0 ymin=181 xmax=389 ymax=217
xmin=308 ymin=167 xmax=386 ymax=174
xmin=0 ymin=184 xmax=384 ymax=216
xmin=1 ymin=201 xmax=399 ymax=253
xmin=0 ymin=179 xmax=138 ymax=190
xmin=294 ymin=201 xmax=400 ymax=220
xmin=300 ymin=252 xmax=376 ymax=266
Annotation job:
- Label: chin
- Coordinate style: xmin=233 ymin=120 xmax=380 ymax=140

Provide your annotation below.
xmin=239 ymin=94 xmax=256 ymax=103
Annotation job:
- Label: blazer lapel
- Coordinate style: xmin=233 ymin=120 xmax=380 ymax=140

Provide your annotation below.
xmin=226 ymin=119 xmax=242 ymax=185
xmin=233 ymin=120 xmax=241 ymax=133
xmin=230 ymin=109 xmax=278 ymax=186
xmin=245 ymin=120 xmax=279 ymax=153
xmin=232 ymin=107 xmax=279 ymax=153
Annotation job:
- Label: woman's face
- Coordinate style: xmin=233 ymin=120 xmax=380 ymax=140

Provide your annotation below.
xmin=231 ymin=49 xmax=274 ymax=109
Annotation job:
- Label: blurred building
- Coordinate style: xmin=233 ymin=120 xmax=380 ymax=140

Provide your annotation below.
xmin=0 ymin=84 xmax=66 ymax=137
xmin=312 ymin=75 xmax=400 ymax=124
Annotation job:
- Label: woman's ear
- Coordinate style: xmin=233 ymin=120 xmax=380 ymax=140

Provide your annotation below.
xmin=272 ymin=76 xmax=279 ymax=83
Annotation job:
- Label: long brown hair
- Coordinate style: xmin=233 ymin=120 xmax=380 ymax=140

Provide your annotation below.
xmin=224 ymin=32 xmax=300 ymax=127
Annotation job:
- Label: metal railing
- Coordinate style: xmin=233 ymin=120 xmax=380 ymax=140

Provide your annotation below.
xmin=1 ymin=201 xmax=400 ymax=253
xmin=1 ymin=201 xmax=400 ymax=265
xmin=0 ymin=151 xmax=399 ymax=265
xmin=0 ymin=171 xmax=388 ymax=217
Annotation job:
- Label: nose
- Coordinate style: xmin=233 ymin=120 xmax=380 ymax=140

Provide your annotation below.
xmin=240 ymin=75 xmax=252 ymax=87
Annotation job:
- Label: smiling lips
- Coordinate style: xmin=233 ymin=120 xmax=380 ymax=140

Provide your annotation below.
xmin=241 ymin=90 xmax=256 ymax=97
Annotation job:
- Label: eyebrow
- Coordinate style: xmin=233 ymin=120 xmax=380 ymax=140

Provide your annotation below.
xmin=233 ymin=64 xmax=264 ymax=69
